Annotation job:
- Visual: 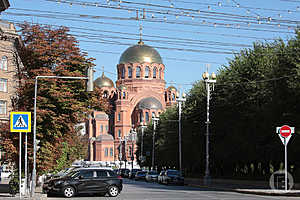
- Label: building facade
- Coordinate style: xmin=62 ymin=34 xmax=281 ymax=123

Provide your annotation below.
xmin=0 ymin=21 xmax=22 ymax=124
xmin=87 ymin=41 xmax=178 ymax=166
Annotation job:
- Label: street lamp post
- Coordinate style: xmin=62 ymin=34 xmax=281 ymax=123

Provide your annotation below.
xmin=202 ymin=69 xmax=216 ymax=185
xmin=31 ymin=67 xmax=93 ymax=197
xmin=129 ymin=128 xmax=137 ymax=170
xmin=119 ymin=136 xmax=128 ymax=169
xmin=151 ymin=114 xmax=159 ymax=171
xmin=176 ymin=90 xmax=186 ymax=174
xmin=139 ymin=122 xmax=147 ymax=163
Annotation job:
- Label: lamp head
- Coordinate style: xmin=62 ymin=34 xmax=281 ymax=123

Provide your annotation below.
xmin=211 ymin=72 xmax=216 ymax=80
xmin=202 ymin=71 xmax=209 ymax=80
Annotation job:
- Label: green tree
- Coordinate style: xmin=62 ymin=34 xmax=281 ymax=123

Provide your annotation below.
xmin=0 ymin=23 xmax=109 ymax=175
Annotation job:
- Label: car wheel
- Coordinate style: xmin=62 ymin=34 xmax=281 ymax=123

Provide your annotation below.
xmin=108 ymin=185 xmax=119 ymax=197
xmin=63 ymin=186 xmax=75 ymax=198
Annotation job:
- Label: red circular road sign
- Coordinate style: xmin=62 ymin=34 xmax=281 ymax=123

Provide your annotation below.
xmin=280 ymin=125 xmax=292 ymax=138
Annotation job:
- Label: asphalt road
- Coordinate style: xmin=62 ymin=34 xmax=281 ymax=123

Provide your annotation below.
xmin=39 ymin=178 xmax=300 ymax=200
xmin=1 ymin=178 xmax=299 ymax=200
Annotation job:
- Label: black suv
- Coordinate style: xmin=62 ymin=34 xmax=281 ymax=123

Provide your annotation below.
xmin=42 ymin=167 xmax=123 ymax=198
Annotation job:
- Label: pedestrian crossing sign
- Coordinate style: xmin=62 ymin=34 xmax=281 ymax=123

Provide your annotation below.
xmin=10 ymin=112 xmax=31 ymax=132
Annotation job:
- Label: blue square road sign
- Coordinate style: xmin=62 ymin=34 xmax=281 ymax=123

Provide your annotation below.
xmin=10 ymin=112 xmax=31 ymax=132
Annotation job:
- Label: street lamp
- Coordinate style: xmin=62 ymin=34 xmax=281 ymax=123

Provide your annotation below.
xmin=176 ymin=90 xmax=186 ymax=174
xmin=139 ymin=122 xmax=147 ymax=163
xmin=31 ymin=66 xmax=94 ymax=197
xmin=118 ymin=136 xmax=128 ymax=169
xmin=202 ymin=69 xmax=216 ymax=185
xmin=152 ymin=113 xmax=159 ymax=171
xmin=129 ymin=128 xmax=137 ymax=170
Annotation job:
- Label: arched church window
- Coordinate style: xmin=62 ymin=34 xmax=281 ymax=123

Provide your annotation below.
xmin=110 ymin=148 xmax=113 ymax=157
xmin=145 ymin=66 xmax=149 ymax=78
xmin=159 ymin=68 xmax=162 ymax=79
xmin=145 ymin=112 xmax=149 ymax=122
xmin=153 ymin=67 xmax=157 ymax=78
xmin=118 ymin=130 xmax=121 ymax=137
xmin=121 ymin=67 xmax=125 ymax=79
xmin=119 ymin=92 xmax=122 ymax=99
xmin=105 ymin=148 xmax=108 ymax=157
xmin=118 ymin=113 xmax=121 ymax=121
xmin=129 ymin=146 xmax=132 ymax=157
xmin=136 ymin=66 xmax=141 ymax=78
xmin=152 ymin=112 xmax=156 ymax=118
xmin=123 ymin=91 xmax=126 ymax=99
xmin=128 ymin=66 xmax=132 ymax=78
xmin=104 ymin=91 xmax=108 ymax=98
xmin=101 ymin=125 xmax=103 ymax=133
xmin=172 ymin=93 xmax=175 ymax=101
xmin=140 ymin=112 xmax=144 ymax=122
xmin=1 ymin=56 xmax=7 ymax=70
xmin=165 ymin=92 xmax=168 ymax=102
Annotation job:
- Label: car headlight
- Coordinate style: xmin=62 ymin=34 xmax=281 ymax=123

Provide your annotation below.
xmin=54 ymin=180 xmax=64 ymax=186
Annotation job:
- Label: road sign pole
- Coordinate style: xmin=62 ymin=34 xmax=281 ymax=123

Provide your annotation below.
xmin=25 ymin=133 xmax=28 ymax=196
xmin=19 ymin=132 xmax=22 ymax=199
xmin=285 ymin=138 xmax=287 ymax=192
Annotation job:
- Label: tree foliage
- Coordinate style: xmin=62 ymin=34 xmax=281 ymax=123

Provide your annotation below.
xmin=141 ymin=31 xmax=300 ymax=179
xmin=0 ymin=23 xmax=109 ymax=175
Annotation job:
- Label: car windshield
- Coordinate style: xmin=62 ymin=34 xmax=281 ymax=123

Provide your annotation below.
xmin=64 ymin=170 xmax=79 ymax=178
xmin=132 ymin=169 xmax=140 ymax=173
xmin=148 ymin=171 xmax=158 ymax=175
xmin=138 ymin=171 xmax=146 ymax=175
xmin=167 ymin=170 xmax=180 ymax=176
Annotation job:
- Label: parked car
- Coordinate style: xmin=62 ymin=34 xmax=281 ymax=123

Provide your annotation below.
xmin=128 ymin=169 xmax=141 ymax=179
xmin=161 ymin=169 xmax=184 ymax=186
xmin=43 ymin=167 xmax=123 ymax=198
xmin=134 ymin=171 xmax=147 ymax=181
xmin=118 ymin=168 xmax=130 ymax=178
xmin=145 ymin=171 xmax=159 ymax=182
xmin=157 ymin=170 xmax=165 ymax=184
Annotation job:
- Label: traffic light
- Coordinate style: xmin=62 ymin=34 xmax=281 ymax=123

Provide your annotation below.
xmin=86 ymin=66 xmax=94 ymax=92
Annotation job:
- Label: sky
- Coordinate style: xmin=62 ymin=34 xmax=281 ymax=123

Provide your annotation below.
xmin=3 ymin=0 xmax=300 ymax=92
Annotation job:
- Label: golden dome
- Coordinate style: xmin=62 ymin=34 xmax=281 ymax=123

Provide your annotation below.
xmin=167 ymin=85 xmax=177 ymax=92
xmin=94 ymin=72 xmax=115 ymax=88
xmin=119 ymin=43 xmax=163 ymax=64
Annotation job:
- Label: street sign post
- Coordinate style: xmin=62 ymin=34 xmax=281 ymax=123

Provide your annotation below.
xmin=276 ymin=125 xmax=295 ymax=192
xmin=10 ymin=112 xmax=31 ymax=198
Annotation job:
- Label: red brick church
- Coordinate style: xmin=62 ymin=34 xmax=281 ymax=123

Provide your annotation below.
xmin=86 ymin=40 xmax=177 ymax=167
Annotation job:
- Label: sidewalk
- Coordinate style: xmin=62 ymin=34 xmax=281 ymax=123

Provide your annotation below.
xmin=185 ymin=178 xmax=300 ymax=197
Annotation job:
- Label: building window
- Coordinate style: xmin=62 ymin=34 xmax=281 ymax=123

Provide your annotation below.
xmin=103 ymin=91 xmax=108 ymax=98
xmin=0 ymin=100 xmax=6 ymax=115
xmin=153 ymin=67 xmax=157 ymax=78
xmin=118 ymin=130 xmax=121 ymax=137
xmin=128 ymin=66 xmax=132 ymax=78
xmin=129 ymin=146 xmax=132 ymax=157
xmin=118 ymin=113 xmax=121 ymax=121
xmin=106 ymin=125 xmax=108 ymax=132
xmin=105 ymin=148 xmax=109 ymax=157
xmin=172 ymin=93 xmax=175 ymax=101
xmin=159 ymin=68 xmax=162 ymax=79
xmin=0 ymin=56 xmax=7 ymax=71
xmin=119 ymin=92 xmax=121 ymax=99
xmin=110 ymin=148 xmax=113 ymax=157
xmin=139 ymin=112 xmax=143 ymax=122
xmin=145 ymin=66 xmax=149 ymax=78
xmin=0 ymin=79 xmax=8 ymax=92
xmin=121 ymin=67 xmax=125 ymax=79
xmin=145 ymin=112 xmax=149 ymax=122
xmin=123 ymin=92 xmax=126 ymax=99
xmin=101 ymin=125 xmax=103 ymax=133
xmin=136 ymin=66 xmax=141 ymax=78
